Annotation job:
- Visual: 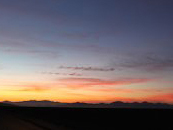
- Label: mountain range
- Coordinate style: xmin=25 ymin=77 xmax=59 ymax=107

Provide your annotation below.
xmin=2 ymin=100 xmax=173 ymax=109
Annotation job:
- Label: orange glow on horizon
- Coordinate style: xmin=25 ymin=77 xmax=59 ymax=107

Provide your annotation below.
xmin=0 ymin=77 xmax=172 ymax=104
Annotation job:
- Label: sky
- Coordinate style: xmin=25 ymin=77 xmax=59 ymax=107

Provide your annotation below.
xmin=0 ymin=0 xmax=173 ymax=104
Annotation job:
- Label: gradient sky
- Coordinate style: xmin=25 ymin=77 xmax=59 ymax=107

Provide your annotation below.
xmin=0 ymin=0 xmax=173 ymax=103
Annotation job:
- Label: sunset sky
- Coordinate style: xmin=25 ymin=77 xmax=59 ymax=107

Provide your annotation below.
xmin=0 ymin=0 xmax=173 ymax=104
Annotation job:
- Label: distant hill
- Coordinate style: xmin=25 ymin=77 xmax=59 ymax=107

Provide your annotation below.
xmin=0 ymin=102 xmax=16 ymax=107
xmin=3 ymin=100 xmax=173 ymax=109
xmin=3 ymin=100 xmax=63 ymax=107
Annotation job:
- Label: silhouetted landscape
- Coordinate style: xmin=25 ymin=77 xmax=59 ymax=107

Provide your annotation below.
xmin=0 ymin=102 xmax=172 ymax=130
xmin=3 ymin=100 xmax=173 ymax=109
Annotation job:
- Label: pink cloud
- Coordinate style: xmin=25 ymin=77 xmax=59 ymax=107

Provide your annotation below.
xmin=58 ymin=78 xmax=154 ymax=88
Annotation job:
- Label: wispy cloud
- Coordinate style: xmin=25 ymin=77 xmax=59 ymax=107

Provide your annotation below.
xmin=41 ymin=72 xmax=82 ymax=76
xmin=91 ymin=88 xmax=163 ymax=94
xmin=5 ymin=85 xmax=51 ymax=93
xmin=116 ymin=55 xmax=173 ymax=72
xmin=20 ymin=86 xmax=50 ymax=92
xmin=59 ymin=66 xmax=115 ymax=72
xmin=58 ymin=77 xmax=154 ymax=88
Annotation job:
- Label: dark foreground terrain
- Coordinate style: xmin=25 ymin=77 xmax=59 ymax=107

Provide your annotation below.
xmin=0 ymin=106 xmax=172 ymax=130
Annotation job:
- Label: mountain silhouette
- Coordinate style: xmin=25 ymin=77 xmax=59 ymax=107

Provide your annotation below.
xmin=3 ymin=100 xmax=173 ymax=109
xmin=0 ymin=102 xmax=16 ymax=107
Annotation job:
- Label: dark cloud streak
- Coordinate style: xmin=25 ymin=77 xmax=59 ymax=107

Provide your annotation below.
xmin=59 ymin=66 xmax=115 ymax=72
xmin=115 ymin=55 xmax=173 ymax=72
xmin=41 ymin=72 xmax=82 ymax=76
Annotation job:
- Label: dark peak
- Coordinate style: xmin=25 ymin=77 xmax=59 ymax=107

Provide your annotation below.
xmin=112 ymin=101 xmax=124 ymax=104
xmin=73 ymin=102 xmax=87 ymax=105
xmin=141 ymin=101 xmax=151 ymax=104
xmin=2 ymin=101 xmax=12 ymax=103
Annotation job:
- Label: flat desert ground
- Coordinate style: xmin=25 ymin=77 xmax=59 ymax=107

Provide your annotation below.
xmin=0 ymin=106 xmax=172 ymax=130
